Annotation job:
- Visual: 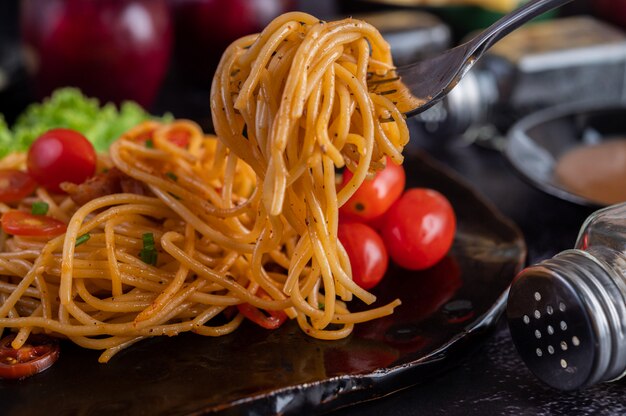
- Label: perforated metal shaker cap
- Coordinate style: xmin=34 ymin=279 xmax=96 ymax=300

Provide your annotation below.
xmin=507 ymin=250 xmax=626 ymax=391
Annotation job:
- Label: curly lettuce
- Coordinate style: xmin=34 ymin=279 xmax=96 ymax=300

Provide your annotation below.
xmin=0 ymin=115 xmax=12 ymax=158
xmin=1 ymin=88 xmax=171 ymax=156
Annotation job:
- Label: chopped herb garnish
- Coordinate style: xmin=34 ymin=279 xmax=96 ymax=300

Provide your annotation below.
xmin=75 ymin=233 xmax=91 ymax=247
xmin=165 ymin=172 xmax=178 ymax=181
xmin=145 ymin=139 xmax=154 ymax=149
xmin=318 ymin=302 xmax=325 ymax=310
xmin=31 ymin=201 xmax=49 ymax=216
xmin=139 ymin=232 xmax=157 ymax=266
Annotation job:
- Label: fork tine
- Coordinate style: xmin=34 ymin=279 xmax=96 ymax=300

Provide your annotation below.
xmin=369 ymin=0 xmax=574 ymax=117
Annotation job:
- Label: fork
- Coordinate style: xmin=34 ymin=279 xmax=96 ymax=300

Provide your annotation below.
xmin=369 ymin=0 xmax=574 ymax=117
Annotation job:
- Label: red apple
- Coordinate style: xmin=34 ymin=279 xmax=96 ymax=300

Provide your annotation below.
xmin=21 ymin=0 xmax=173 ymax=108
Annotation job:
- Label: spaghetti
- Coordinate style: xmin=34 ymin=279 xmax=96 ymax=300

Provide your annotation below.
xmin=0 ymin=12 xmax=409 ymax=362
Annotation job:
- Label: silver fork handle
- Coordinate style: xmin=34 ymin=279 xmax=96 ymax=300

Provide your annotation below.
xmin=469 ymin=0 xmax=574 ymax=57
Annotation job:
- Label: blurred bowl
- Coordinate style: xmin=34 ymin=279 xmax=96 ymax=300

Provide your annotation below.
xmin=504 ymin=102 xmax=626 ymax=207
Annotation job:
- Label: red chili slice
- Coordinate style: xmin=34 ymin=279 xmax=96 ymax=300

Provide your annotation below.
xmin=166 ymin=128 xmax=191 ymax=148
xmin=237 ymin=288 xmax=288 ymax=330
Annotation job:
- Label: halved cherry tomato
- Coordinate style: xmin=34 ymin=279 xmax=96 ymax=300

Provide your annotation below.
xmin=338 ymin=222 xmax=388 ymax=290
xmin=0 ymin=170 xmax=37 ymax=203
xmin=237 ymin=288 xmax=288 ymax=330
xmin=381 ymin=188 xmax=456 ymax=271
xmin=1 ymin=210 xmax=67 ymax=237
xmin=340 ymin=157 xmax=405 ymax=222
xmin=27 ymin=128 xmax=97 ymax=193
xmin=0 ymin=334 xmax=60 ymax=379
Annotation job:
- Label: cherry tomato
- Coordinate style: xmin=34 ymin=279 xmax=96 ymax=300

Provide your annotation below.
xmin=338 ymin=222 xmax=388 ymax=290
xmin=1 ymin=210 xmax=67 ymax=237
xmin=340 ymin=157 xmax=405 ymax=222
xmin=237 ymin=288 xmax=288 ymax=330
xmin=0 ymin=334 xmax=60 ymax=379
xmin=381 ymin=188 xmax=456 ymax=271
xmin=27 ymin=128 xmax=97 ymax=193
xmin=0 ymin=170 xmax=37 ymax=203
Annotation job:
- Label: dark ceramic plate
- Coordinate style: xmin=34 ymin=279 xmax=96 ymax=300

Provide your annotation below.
xmin=0 ymin=150 xmax=525 ymax=416
xmin=504 ymin=102 xmax=626 ymax=207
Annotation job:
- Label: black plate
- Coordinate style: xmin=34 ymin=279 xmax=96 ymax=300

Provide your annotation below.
xmin=504 ymin=102 xmax=626 ymax=207
xmin=0 ymin=149 xmax=525 ymax=416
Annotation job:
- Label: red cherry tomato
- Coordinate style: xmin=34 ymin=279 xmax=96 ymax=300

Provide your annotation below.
xmin=237 ymin=288 xmax=288 ymax=330
xmin=381 ymin=188 xmax=456 ymax=271
xmin=27 ymin=128 xmax=97 ymax=193
xmin=1 ymin=210 xmax=67 ymax=237
xmin=0 ymin=170 xmax=37 ymax=203
xmin=338 ymin=222 xmax=388 ymax=290
xmin=340 ymin=157 xmax=405 ymax=222
xmin=0 ymin=334 xmax=60 ymax=379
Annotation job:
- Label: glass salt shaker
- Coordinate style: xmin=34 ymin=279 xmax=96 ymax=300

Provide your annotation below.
xmin=507 ymin=202 xmax=626 ymax=390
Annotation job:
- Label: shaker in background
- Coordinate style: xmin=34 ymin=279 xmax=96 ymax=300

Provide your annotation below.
xmin=508 ymin=202 xmax=626 ymax=390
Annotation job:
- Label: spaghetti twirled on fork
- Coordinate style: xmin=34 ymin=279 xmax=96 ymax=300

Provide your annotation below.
xmin=0 ymin=12 xmax=408 ymax=362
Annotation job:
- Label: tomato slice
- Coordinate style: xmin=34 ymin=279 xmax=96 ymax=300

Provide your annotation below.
xmin=1 ymin=210 xmax=67 ymax=237
xmin=237 ymin=288 xmax=288 ymax=330
xmin=0 ymin=334 xmax=60 ymax=379
xmin=338 ymin=222 xmax=388 ymax=290
xmin=0 ymin=170 xmax=37 ymax=203
xmin=340 ymin=157 xmax=405 ymax=222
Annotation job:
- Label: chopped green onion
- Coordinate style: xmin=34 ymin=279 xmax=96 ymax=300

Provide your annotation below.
xmin=75 ymin=233 xmax=91 ymax=247
xmin=145 ymin=139 xmax=154 ymax=149
xmin=142 ymin=232 xmax=155 ymax=248
xmin=165 ymin=172 xmax=178 ymax=181
xmin=139 ymin=232 xmax=157 ymax=266
xmin=31 ymin=201 xmax=49 ymax=216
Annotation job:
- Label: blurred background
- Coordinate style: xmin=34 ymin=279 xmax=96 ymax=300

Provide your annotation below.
xmin=0 ymin=0 xmax=622 ymax=144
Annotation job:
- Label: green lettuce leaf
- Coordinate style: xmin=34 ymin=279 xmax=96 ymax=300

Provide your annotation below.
xmin=3 ymin=88 xmax=171 ymax=154
xmin=0 ymin=115 xmax=13 ymax=158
